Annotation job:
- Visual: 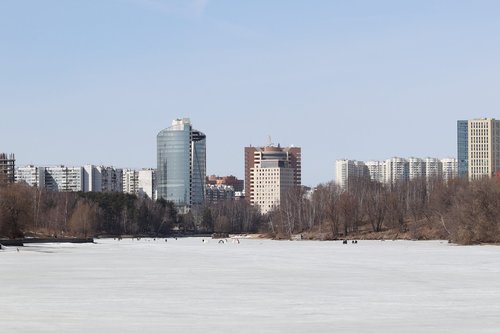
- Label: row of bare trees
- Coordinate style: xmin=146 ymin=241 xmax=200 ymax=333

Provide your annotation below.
xmin=2 ymin=177 xmax=498 ymax=244
xmin=183 ymin=200 xmax=264 ymax=234
xmin=0 ymin=183 xmax=177 ymax=238
xmin=268 ymin=177 xmax=500 ymax=244
xmin=0 ymin=182 xmax=263 ymax=239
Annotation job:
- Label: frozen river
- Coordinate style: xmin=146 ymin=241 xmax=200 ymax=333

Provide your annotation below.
xmin=1 ymin=238 xmax=500 ymax=332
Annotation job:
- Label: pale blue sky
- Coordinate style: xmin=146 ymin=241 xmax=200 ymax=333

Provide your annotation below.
xmin=1 ymin=0 xmax=499 ymax=186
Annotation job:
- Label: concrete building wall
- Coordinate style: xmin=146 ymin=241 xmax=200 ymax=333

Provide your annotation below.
xmin=441 ymin=158 xmax=458 ymax=181
xmin=44 ymin=166 xmax=83 ymax=192
xmin=425 ymin=157 xmax=442 ymax=180
xmin=365 ymin=161 xmax=386 ymax=184
xmin=335 ymin=159 xmax=355 ymax=189
xmin=408 ymin=157 xmax=425 ymax=180
xmin=138 ymin=169 xmax=156 ymax=200
xmin=123 ymin=169 xmax=138 ymax=194
xmin=385 ymin=157 xmax=409 ymax=184
xmin=15 ymin=165 xmax=45 ymax=188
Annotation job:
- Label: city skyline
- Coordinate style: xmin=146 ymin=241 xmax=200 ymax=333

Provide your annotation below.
xmin=2 ymin=1 xmax=500 ymax=186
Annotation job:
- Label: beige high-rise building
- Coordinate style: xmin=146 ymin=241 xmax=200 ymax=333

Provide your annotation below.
xmin=468 ymin=118 xmax=500 ymax=180
xmin=245 ymin=144 xmax=301 ymax=214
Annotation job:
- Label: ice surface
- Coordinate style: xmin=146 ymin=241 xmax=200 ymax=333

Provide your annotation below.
xmin=1 ymin=238 xmax=500 ymax=332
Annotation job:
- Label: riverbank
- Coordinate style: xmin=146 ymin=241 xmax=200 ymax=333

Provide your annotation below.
xmin=0 ymin=237 xmax=94 ymax=247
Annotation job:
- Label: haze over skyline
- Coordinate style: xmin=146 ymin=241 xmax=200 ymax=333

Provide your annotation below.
xmin=1 ymin=1 xmax=499 ymax=186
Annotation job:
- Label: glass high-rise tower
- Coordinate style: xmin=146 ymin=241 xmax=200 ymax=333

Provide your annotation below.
xmin=157 ymin=118 xmax=206 ymax=210
xmin=457 ymin=120 xmax=468 ymax=178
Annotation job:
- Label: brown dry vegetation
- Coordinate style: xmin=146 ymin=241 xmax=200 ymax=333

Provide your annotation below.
xmin=266 ymin=177 xmax=500 ymax=245
xmin=0 ymin=183 xmax=177 ymax=238
xmin=0 ymin=183 xmax=263 ymax=239
xmin=1 ymin=177 xmax=499 ymax=245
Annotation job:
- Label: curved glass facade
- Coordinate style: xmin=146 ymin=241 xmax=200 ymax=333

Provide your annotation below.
xmin=157 ymin=119 xmax=206 ymax=209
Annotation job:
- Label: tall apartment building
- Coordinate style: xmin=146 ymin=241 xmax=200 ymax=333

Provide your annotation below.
xmin=83 ymin=165 xmax=123 ymax=193
xmin=467 ymin=118 xmax=500 ymax=180
xmin=457 ymin=120 xmax=468 ymax=178
xmin=123 ymin=169 xmax=139 ymax=195
xmin=408 ymin=157 xmax=425 ymax=180
xmin=0 ymin=153 xmax=15 ymax=183
xmin=336 ymin=157 xmax=458 ymax=188
xmin=138 ymin=169 xmax=156 ymax=200
xmin=245 ymin=144 xmax=301 ymax=214
xmin=335 ymin=160 xmax=369 ymax=189
xmin=385 ymin=157 xmax=409 ymax=184
xmin=335 ymin=159 xmax=356 ymax=189
xmin=44 ymin=166 xmax=84 ymax=192
xmin=441 ymin=158 xmax=458 ymax=182
xmin=123 ymin=169 xmax=157 ymax=200
xmin=17 ymin=164 xmax=123 ymax=193
xmin=425 ymin=157 xmax=442 ymax=179
xmin=157 ymin=118 xmax=206 ymax=210
xmin=16 ymin=165 xmax=46 ymax=187
xmin=365 ymin=161 xmax=386 ymax=183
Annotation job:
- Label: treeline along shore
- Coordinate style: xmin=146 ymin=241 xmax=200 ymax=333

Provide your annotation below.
xmin=0 ymin=177 xmax=499 ymax=245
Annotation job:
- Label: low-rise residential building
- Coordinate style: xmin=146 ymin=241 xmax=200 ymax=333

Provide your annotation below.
xmin=205 ymin=184 xmax=235 ymax=204
xmin=206 ymin=175 xmax=244 ymax=192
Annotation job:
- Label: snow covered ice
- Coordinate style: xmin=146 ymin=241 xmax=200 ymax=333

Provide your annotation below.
xmin=1 ymin=238 xmax=500 ymax=332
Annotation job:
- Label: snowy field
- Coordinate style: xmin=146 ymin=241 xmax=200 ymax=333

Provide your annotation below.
xmin=1 ymin=238 xmax=500 ymax=333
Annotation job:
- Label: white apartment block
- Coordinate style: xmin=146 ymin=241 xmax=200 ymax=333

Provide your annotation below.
xmin=336 ymin=157 xmax=458 ymax=186
xmin=468 ymin=118 xmax=500 ymax=180
xmin=16 ymin=165 xmax=46 ymax=187
xmin=138 ymin=169 xmax=156 ymax=200
xmin=425 ymin=157 xmax=442 ymax=180
xmin=408 ymin=157 xmax=425 ymax=180
xmin=336 ymin=160 xmax=371 ymax=189
xmin=83 ymin=165 xmax=123 ymax=193
xmin=123 ymin=168 xmax=156 ymax=200
xmin=45 ymin=166 xmax=84 ymax=192
xmin=441 ymin=158 xmax=458 ymax=182
xmin=123 ymin=169 xmax=138 ymax=194
xmin=17 ymin=164 xmax=124 ymax=193
xmin=385 ymin=157 xmax=409 ymax=184
xmin=335 ymin=159 xmax=356 ymax=189
xmin=365 ymin=161 xmax=386 ymax=183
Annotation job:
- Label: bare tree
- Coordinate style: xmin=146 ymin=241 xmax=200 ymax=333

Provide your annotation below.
xmin=364 ymin=182 xmax=387 ymax=232
xmin=0 ymin=184 xmax=33 ymax=238
xmin=68 ymin=201 xmax=96 ymax=237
